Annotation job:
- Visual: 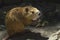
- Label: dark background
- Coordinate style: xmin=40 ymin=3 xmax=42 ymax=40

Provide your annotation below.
xmin=0 ymin=0 xmax=58 ymax=7
xmin=0 ymin=0 xmax=56 ymax=25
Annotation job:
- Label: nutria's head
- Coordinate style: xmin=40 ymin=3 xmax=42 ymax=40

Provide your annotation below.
xmin=22 ymin=6 xmax=41 ymax=21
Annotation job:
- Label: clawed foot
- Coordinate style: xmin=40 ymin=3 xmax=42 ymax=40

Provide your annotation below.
xmin=2 ymin=35 xmax=9 ymax=40
xmin=36 ymin=21 xmax=48 ymax=28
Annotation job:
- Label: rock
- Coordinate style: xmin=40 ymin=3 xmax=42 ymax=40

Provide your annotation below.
xmin=48 ymin=30 xmax=60 ymax=40
xmin=8 ymin=30 xmax=47 ymax=40
xmin=0 ymin=25 xmax=6 ymax=31
xmin=26 ymin=39 xmax=34 ymax=40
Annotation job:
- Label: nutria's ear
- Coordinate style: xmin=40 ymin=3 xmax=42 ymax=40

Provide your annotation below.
xmin=25 ymin=8 xmax=29 ymax=12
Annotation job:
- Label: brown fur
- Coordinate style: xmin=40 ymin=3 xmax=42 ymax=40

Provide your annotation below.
xmin=5 ymin=5 xmax=40 ymax=36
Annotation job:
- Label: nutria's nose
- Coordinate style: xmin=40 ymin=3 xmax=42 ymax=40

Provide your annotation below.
xmin=38 ymin=13 xmax=40 ymax=15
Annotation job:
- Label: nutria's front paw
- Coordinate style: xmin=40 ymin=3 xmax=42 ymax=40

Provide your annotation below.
xmin=36 ymin=21 xmax=48 ymax=28
xmin=41 ymin=21 xmax=48 ymax=27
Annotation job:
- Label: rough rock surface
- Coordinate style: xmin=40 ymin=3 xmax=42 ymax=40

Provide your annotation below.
xmin=48 ymin=30 xmax=60 ymax=40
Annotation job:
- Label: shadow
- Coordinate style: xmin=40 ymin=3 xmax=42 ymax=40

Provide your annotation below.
xmin=7 ymin=30 xmax=48 ymax=40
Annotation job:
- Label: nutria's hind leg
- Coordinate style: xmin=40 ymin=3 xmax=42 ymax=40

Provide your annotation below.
xmin=2 ymin=29 xmax=15 ymax=40
xmin=2 ymin=34 xmax=9 ymax=40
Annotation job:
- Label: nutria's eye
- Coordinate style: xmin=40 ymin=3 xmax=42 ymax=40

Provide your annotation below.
xmin=25 ymin=8 xmax=29 ymax=12
xmin=32 ymin=11 xmax=34 ymax=14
